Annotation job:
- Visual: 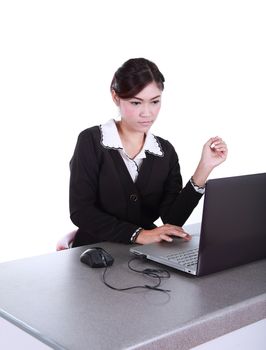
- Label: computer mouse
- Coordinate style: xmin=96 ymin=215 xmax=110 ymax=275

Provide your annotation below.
xmin=80 ymin=247 xmax=114 ymax=268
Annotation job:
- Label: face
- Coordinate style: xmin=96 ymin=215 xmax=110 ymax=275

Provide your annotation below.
xmin=113 ymin=82 xmax=162 ymax=133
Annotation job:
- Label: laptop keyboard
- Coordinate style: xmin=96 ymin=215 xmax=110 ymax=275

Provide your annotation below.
xmin=166 ymin=248 xmax=199 ymax=267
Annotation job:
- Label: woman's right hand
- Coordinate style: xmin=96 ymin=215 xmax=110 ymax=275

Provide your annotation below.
xmin=135 ymin=224 xmax=191 ymax=245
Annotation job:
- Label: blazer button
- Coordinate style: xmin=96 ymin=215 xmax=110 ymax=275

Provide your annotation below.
xmin=130 ymin=194 xmax=138 ymax=202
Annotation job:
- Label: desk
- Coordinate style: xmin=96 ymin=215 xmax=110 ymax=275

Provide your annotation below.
xmin=0 ymin=243 xmax=265 ymax=350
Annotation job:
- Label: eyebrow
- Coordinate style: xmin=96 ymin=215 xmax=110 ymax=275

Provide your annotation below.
xmin=131 ymin=95 xmax=161 ymax=101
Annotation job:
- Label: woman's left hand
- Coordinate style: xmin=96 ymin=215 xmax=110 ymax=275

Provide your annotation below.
xmin=201 ymin=136 xmax=228 ymax=170
xmin=192 ymin=136 xmax=228 ymax=187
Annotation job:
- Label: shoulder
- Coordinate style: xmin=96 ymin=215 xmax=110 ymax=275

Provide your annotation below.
xmin=78 ymin=125 xmax=101 ymax=140
xmin=153 ymin=135 xmax=177 ymax=158
xmin=76 ymin=125 xmax=102 ymax=148
xmin=77 ymin=119 xmax=117 ymax=147
xmin=72 ymin=126 xmax=103 ymax=160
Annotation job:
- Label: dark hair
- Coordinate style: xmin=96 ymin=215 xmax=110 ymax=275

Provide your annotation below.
xmin=110 ymin=58 xmax=165 ymax=99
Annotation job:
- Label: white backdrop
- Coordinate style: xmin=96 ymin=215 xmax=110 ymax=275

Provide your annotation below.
xmin=0 ymin=0 xmax=265 ymax=262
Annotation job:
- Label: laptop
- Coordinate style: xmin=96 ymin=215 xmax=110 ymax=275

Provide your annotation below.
xmin=130 ymin=173 xmax=266 ymax=276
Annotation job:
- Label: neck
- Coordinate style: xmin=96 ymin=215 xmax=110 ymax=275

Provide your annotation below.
xmin=116 ymin=121 xmax=146 ymax=158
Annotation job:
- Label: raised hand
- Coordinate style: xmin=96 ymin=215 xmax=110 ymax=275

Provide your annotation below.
xmin=192 ymin=136 xmax=228 ymax=187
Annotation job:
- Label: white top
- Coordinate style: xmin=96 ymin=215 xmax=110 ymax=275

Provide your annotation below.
xmin=100 ymin=119 xmax=163 ymax=182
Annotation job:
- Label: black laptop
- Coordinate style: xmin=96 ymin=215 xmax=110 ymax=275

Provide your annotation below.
xmin=130 ymin=173 xmax=266 ymax=276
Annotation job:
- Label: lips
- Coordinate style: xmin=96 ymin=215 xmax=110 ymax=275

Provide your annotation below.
xmin=138 ymin=121 xmax=153 ymax=126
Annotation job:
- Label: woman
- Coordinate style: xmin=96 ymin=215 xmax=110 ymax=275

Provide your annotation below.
xmin=69 ymin=58 xmax=227 ymax=247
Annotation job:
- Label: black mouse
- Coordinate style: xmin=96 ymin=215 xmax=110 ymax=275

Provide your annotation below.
xmin=80 ymin=247 xmax=114 ymax=268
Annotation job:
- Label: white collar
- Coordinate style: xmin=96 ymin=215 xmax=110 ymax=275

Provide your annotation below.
xmin=99 ymin=119 xmax=164 ymax=158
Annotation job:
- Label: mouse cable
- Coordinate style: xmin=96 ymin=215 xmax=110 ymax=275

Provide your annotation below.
xmin=102 ymin=257 xmax=171 ymax=293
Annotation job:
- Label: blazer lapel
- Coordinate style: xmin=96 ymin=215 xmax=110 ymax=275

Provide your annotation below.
xmin=109 ymin=150 xmax=154 ymax=192
xmin=109 ymin=150 xmax=136 ymax=192
xmin=135 ymin=153 xmax=154 ymax=191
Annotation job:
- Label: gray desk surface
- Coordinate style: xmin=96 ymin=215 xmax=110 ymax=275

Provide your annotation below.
xmin=0 ymin=242 xmax=265 ymax=350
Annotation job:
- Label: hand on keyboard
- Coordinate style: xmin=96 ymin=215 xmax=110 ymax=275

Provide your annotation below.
xmin=135 ymin=224 xmax=191 ymax=245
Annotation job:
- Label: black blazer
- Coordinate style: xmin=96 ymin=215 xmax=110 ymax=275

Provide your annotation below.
xmin=69 ymin=126 xmax=203 ymax=247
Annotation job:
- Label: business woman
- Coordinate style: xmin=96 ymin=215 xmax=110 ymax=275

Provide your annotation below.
xmin=69 ymin=58 xmax=228 ymax=247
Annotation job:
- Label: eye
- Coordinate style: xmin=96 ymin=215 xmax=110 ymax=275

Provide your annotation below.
xmin=152 ymin=100 xmax=160 ymax=105
xmin=130 ymin=101 xmax=141 ymax=106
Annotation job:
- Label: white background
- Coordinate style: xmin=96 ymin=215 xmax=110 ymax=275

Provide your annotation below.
xmin=0 ymin=0 xmax=265 ymax=262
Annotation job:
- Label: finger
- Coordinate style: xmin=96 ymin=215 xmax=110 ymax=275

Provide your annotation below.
xmin=177 ymin=233 xmax=191 ymax=241
xmin=164 ymin=228 xmax=191 ymax=240
xmin=212 ymin=143 xmax=228 ymax=153
xmin=160 ymin=232 xmax=191 ymax=242
xmin=212 ymin=145 xmax=227 ymax=152
xmin=208 ymin=136 xmax=226 ymax=149
xmin=206 ymin=136 xmax=220 ymax=147
xmin=158 ymin=225 xmax=191 ymax=240
xmin=159 ymin=234 xmax=173 ymax=242
xmin=211 ymin=144 xmax=228 ymax=154
xmin=212 ymin=139 xmax=226 ymax=146
xmin=164 ymin=224 xmax=185 ymax=232
xmin=210 ymin=140 xmax=225 ymax=149
xmin=162 ymin=226 xmax=186 ymax=236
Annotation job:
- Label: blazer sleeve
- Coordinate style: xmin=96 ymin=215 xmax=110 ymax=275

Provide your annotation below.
xmin=159 ymin=142 xmax=203 ymax=226
xmin=69 ymin=130 xmax=139 ymax=244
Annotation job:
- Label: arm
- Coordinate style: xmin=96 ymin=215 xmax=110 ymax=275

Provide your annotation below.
xmin=135 ymin=137 xmax=228 ymax=244
xmin=159 ymin=143 xmax=204 ymax=226
xmin=70 ymin=130 xmax=139 ymax=244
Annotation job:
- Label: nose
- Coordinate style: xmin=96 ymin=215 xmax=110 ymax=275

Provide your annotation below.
xmin=140 ymin=103 xmax=151 ymax=118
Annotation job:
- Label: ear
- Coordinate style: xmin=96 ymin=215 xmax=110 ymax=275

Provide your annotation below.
xmin=111 ymin=89 xmax=120 ymax=106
